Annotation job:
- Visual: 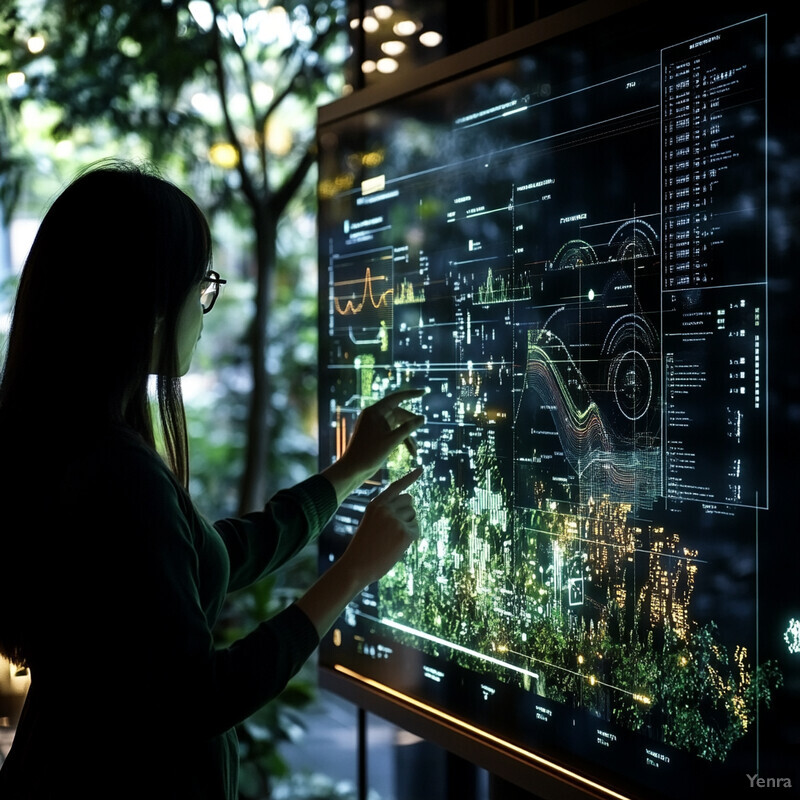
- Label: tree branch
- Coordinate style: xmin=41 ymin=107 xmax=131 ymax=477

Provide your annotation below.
xmin=233 ymin=0 xmax=268 ymax=191
xmin=271 ymin=141 xmax=316 ymax=219
xmin=207 ymin=0 xmax=260 ymax=209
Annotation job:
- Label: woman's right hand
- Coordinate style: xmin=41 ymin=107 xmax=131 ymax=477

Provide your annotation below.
xmin=321 ymin=388 xmax=426 ymax=504
xmin=340 ymin=466 xmax=423 ymax=586
xmin=295 ymin=467 xmax=423 ymax=638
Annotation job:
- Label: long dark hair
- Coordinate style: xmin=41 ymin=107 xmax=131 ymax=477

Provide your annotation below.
xmin=0 ymin=159 xmax=211 ymax=483
xmin=0 ymin=160 xmax=212 ymax=666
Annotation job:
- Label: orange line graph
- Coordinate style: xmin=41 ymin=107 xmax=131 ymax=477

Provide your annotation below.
xmin=336 ymin=413 xmax=347 ymax=460
xmin=334 ymin=267 xmax=394 ymax=315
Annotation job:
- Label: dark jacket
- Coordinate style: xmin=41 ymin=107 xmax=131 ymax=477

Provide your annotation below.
xmin=0 ymin=427 xmax=336 ymax=798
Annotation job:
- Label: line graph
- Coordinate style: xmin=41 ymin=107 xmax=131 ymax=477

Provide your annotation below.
xmin=334 ymin=267 xmax=394 ymax=315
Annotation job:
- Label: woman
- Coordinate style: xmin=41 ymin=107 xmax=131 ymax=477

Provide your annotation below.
xmin=0 ymin=160 xmax=424 ymax=798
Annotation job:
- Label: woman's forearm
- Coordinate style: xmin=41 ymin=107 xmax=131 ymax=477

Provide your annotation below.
xmin=294 ymin=555 xmax=364 ymax=638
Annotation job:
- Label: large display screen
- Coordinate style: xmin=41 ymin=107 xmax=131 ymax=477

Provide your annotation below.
xmin=316 ymin=2 xmax=799 ymax=796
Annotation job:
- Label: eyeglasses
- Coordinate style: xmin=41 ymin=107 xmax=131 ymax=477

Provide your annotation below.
xmin=200 ymin=270 xmax=226 ymax=314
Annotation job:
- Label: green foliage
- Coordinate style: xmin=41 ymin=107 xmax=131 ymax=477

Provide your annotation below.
xmin=654 ymin=623 xmax=782 ymax=761
xmin=5 ymin=1 xmax=346 ymax=162
xmin=601 ymin=619 xmax=784 ymax=762
xmin=0 ymin=9 xmax=28 ymax=224
xmin=2 ymin=0 xmax=351 ymax=510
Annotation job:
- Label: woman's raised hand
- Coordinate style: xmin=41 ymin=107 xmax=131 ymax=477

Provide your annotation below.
xmin=322 ymin=388 xmax=426 ymax=503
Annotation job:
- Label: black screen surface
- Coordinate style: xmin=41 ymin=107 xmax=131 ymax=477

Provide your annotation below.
xmin=316 ymin=3 xmax=799 ymax=797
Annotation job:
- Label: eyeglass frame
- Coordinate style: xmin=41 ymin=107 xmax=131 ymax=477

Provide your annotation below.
xmin=200 ymin=270 xmax=226 ymax=314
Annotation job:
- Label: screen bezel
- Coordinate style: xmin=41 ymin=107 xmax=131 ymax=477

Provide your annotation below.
xmin=315 ymin=2 xmax=795 ymax=797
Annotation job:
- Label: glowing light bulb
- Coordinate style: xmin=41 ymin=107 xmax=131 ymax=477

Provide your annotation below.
xmin=376 ymin=57 xmax=399 ymax=74
xmin=381 ymin=40 xmax=406 ymax=56
xmin=419 ymin=30 xmax=443 ymax=47
xmin=393 ymin=19 xmax=417 ymax=36
xmin=27 ymin=35 xmax=45 ymax=54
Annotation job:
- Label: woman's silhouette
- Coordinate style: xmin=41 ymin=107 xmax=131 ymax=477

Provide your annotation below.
xmin=0 ymin=160 xmax=424 ymax=799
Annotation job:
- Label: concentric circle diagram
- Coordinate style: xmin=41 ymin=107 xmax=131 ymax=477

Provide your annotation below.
xmin=603 ymin=313 xmax=658 ymax=431
xmin=602 ymin=219 xmax=660 ymax=432
xmin=553 ymin=238 xmax=598 ymax=269
xmin=610 ymin=348 xmax=652 ymax=421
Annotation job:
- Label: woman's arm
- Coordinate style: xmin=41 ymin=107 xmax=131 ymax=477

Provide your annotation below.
xmin=218 ymin=388 xmax=425 ymax=588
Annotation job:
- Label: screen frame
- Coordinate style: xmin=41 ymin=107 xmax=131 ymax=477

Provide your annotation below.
xmin=320 ymin=665 xmax=633 ymax=800
xmin=317 ymin=0 xmax=646 ymax=131
xmin=315 ymin=2 xmax=794 ymax=798
xmin=316 ymin=4 xmax=650 ymax=797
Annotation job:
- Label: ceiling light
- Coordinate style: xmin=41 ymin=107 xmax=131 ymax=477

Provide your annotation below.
xmin=393 ymin=19 xmax=418 ymax=36
xmin=362 ymin=15 xmax=379 ymax=33
xmin=381 ymin=40 xmax=406 ymax=56
xmin=419 ymin=30 xmax=443 ymax=47
xmin=376 ymin=57 xmax=399 ymax=73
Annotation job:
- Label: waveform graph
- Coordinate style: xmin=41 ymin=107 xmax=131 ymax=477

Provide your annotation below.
xmin=334 ymin=266 xmax=393 ymax=317
xmin=522 ymin=241 xmax=662 ymax=511
xmin=394 ymin=276 xmax=425 ymax=305
xmin=521 ymin=329 xmax=612 ymax=479
xmin=516 ymin=321 xmax=661 ymax=513
xmin=330 ymin=249 xmax=394 ymax=351
xmin=475 ymin=266 xmax=532 ymax=304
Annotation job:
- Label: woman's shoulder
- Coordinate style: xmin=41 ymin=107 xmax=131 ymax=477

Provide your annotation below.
xmin=89 ymin=423 xmax=165 ymax=466
xmin=59 ymin=425 xmax=185 ymax=511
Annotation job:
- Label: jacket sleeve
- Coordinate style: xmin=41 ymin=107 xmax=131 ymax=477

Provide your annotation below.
xmin=213 ymin=474 xmax=338 ymax=592
xmin=48 ymin=436 xmax=337 ymax=741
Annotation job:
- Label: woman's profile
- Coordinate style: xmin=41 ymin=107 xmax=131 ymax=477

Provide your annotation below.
xmin=0 ymin=160 xmax=424 ymax=799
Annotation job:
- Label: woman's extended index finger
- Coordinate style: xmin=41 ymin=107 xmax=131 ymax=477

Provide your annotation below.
xmin=376 ymin=387 xmax=426 ymax=409
xmin=380 ymin=466 xmax=424 ymax=499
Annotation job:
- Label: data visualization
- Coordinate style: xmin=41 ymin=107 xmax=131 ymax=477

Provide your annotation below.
xmin=317 ymin=6 xmax=798 ymax=798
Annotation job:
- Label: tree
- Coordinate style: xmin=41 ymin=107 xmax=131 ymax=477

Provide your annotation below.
xmin=0 ymin=6 xmax=29 ymax=272
xmin=3 ymin=0 xmax=348 ymax=512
